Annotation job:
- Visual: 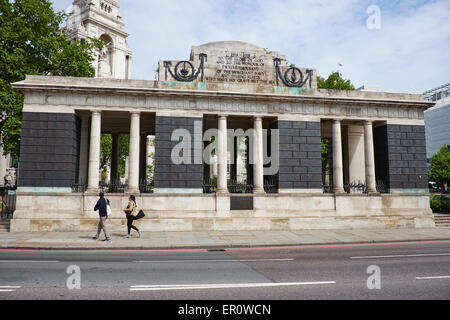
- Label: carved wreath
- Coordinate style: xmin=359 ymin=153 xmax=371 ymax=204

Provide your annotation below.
xmin=163 ymin=53 xmax=207 ymax=82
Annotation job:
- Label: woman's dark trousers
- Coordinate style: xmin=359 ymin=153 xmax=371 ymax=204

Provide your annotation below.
xmin=127 ymin=216 xmax=139 ymax=235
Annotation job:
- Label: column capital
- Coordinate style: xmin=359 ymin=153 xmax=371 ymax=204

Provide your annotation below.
xmin=130 ymin=111 xmax=141 ymax=116
xmin=217 ymin=114 xmax=228 ymax=120
xmin=363 ymin=120 xmax=373 ymax=125
xmin=90 ymin=110 xmax=102 ymax=115
xmin=253 ymin=115 xmax=263 ymax=121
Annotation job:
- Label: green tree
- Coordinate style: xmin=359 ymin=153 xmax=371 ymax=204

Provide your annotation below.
xmin=428 ymin=145 xmax=450 ymax=188
xmin=0 ymin=0 xmax=99 ymax=158
xmin=100 ymin=134 xmax=112 ymax=182
xmin=99 ymin=134 xmax=130 ymax=182
xmin=317 ymin=71 xmax=355 ymax=90
xmin=146 ymin=137 xmax=155 ymax=182
xmin=118 ymin=134 xmax=129 ymax=179
xmin=321 ymin=139 xmax=330 ymax=185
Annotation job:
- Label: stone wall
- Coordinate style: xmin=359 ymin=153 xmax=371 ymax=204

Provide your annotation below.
xmin=10 ymin=193 xmax=434 ymax=232
xmin=18 ymin=112 xmax=80 ymax=189
xmin=154 ymin=116 xmax=203 ymax=191
xmin=276 ymin=120 xmax=322 ymax=190
xmin=374 ymin=124 xmax=428 ymax=191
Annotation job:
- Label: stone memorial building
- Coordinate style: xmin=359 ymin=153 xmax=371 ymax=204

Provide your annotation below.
xmin=8 ymin=2 xmax=435 ymax=232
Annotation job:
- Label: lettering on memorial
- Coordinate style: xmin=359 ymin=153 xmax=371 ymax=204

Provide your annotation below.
xmin=204 ymin=51 xmax=276 ymax=85
xmin=163 ymin=53 xmax=207 ymax=82
xmin=159 ymin=42 xmax=317 ymax=89
xmin=273 ymin=58 xmax=314 ymax=88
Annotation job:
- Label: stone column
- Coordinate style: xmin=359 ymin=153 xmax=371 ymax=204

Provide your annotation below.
xmin=253 ymin=116 xmax=265 ymax=194
xmin=332 ymin=120 xmax=345 ymax=194
xmin=127 ymin=112 xmax=140 ymax=193
xmin=347 ymin=125 xmax=366 ymax=185
xmin=110 ymin=133 xmax=119 ymax=183
xmin=364 ymin=120 xmax=377 ymax=193
xmin=216 ymin=115 xmax=228 ymax=194
xmin=86 ymin=111 xmax=101 ymax=193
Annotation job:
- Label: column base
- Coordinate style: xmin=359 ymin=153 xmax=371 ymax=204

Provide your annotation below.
xmin=253 ymin=187 xmax=266 ymax=195
xmin=334 ymin=188 xmax=346 ymax=194
xmin=85 ymin=187 xmax=100 ymax=195
xmin=126 ymin=188 xmax=140 ymax=195
xmin=216 ymin=187 xmax=229 ymax=195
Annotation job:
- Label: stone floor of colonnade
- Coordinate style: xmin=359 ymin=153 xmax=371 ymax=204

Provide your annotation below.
xmin=0 ymin=227 xmax=449 ymax=250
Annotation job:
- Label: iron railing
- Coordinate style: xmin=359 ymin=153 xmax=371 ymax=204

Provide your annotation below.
xmin=376 ymin=180 xmax=389 ymax=194
xmin=100 ymin=180 xmax=127 ymax=194
xmin=344 ymin=181 xmax=367 ymax=194
xmin=71 ymin=181 xmax=87 ymax=193
xmin=139 ymin=179 xmax=154 ymax=194
xmin=1 ymin=186 xmax=16 ymax=220
xmin=228 ymin=180 xmax=253 ymax=194
xmin=203 ymin=177 xmax=278 ymax=194
xmin=323 ymin=180 xmax=389 ymax=194
xmin=203 ymin=178 xmax=217 ymax=194
xmin=264 ymin=176 xmax=279 ymax=194
xmin=431 ymin=194 xmax=450 ymax=213
xmin=72 ymin=180 xmax=154 ymax=194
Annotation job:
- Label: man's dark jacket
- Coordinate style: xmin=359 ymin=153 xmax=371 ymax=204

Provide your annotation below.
xmin=94 ymin=198 xmax=108 ymax=217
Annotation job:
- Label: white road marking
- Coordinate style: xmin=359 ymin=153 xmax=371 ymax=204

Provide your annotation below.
xmin=0 ymin=286 xmax=21 ymax=292
xmin=129 ymin=281 xmax=336 ymax=291
xmin=133 ymin=258 xmax=294 ymax=263
xmin=415 ymin=276 xmax=450 ymax=280
xmin=350 ymin=253 xmax=450 ymax=259
xmin=0 ymin=260 xmax=60 ymax=263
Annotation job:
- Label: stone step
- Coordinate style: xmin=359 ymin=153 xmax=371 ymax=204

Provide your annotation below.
xmin=0 ymin=220 xmax=10 ymax=232
xmin=434 ymin=216 xmax=450 ymax=227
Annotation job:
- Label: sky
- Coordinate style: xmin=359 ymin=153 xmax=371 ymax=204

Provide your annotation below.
xmin=53 ymin=0 xmax=450 ymax=94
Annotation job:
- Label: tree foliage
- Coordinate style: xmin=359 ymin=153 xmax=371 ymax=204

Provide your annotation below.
xmin=100 ymin=134 xmax=130 ymax=181
xmin=0 ymin=0 xmax=99 ymax=158
xmin=317 ymin=71 xmax=355 ymax=90
xmin=428 ymin=145 xmax=450 ymax=188
xmin=100 ymin=134 xmax=112 ymax=181
xmin=117 ymin=134 xmax=129 ymax=179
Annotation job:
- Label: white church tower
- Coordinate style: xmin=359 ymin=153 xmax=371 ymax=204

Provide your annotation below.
xmin=65 ymin=0 xmax=132 ymax=79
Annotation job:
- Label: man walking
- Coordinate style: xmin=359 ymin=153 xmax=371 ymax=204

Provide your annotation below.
xmin=93 ymin=191 xmax=111 ymax=243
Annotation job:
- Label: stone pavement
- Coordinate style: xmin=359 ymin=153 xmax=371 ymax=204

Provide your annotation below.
xmin=0 ymin=227 xmax=449 ymax=250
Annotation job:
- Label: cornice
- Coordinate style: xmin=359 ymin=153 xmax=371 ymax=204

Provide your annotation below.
xmin=12 ymin=81 xmax=434 ymax=109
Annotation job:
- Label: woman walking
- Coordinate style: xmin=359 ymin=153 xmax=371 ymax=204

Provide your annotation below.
xmin=93 ymin=191 xmax=111 ymax=242
xmin=123 ymin=195 xmax=142 ymax=238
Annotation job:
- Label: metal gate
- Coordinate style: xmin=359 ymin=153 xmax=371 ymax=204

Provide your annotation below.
xmin=1 ymin=187 xmax=16 ymax=219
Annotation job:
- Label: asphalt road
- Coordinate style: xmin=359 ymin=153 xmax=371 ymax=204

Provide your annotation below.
xmin=0 ymin=240 xmax=449 ymax=300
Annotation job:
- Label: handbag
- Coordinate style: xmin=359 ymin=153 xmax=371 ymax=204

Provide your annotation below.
xmin=106 ymin=199 xmax=112 ymax=216
xmin=135 ymin=209 xmax=146 ymax=220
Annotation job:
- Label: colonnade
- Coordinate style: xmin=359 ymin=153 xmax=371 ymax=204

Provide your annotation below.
xmin=83 ymin=112 xmax=377 ymax=195
xmin=332 ymin=119 xmax=377 ymax=194
xmin=216 ymin=115 xmax=266 ymax=194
